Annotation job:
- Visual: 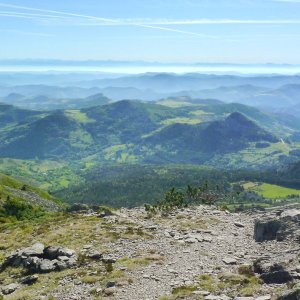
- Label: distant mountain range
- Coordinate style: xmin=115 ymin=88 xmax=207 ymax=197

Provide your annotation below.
xmin=2 ymin=73 xmax=300 ymax=113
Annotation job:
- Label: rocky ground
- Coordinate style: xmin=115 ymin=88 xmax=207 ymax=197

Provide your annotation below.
xmin=0 ymin=205 xmax=300 ymax=300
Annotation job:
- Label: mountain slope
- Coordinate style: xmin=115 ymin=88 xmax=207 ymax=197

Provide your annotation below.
xmin=145 ymin=112 xmax=278 ymax=153
xmin=0 ymin=172 xmax=62 ymax=215
xmin=0 ymin=103 xmax=43 ymax=129
xmin=0 ymin=100 xmax=297 ymax=169
xmin=0 ymin=112 xmax=87 ymax=159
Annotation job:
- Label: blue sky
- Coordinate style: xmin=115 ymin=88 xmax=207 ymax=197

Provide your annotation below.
xmin=1 ymin=0 xmax=300 ymax=63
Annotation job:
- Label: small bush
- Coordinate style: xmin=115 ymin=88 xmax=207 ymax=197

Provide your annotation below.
xmin=2 ymin=197 xmax=45 ymax=221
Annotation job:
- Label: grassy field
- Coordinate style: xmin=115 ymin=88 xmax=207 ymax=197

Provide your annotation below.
xmin=65 ymin=110 xmax=95 ymax=123
xmin=248 ymin=182 xmax=300 ymax=199
xmin=161 ymin=117 xmax=201 ymax=125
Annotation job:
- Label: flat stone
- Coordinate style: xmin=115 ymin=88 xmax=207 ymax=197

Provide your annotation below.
xmin=205 ymin=296 xmax=224 ymax=300
xmin=222 ymin=258 xmax=237 ymax=265
xmin=234 ymin=222 xmax=245 ymax=228
xmin=167 ymin=268 xmax=178 ymax=274
xmin=255 ymin=296 xmax=271 ymax=300
xmin=22 ymin=243 xmax=45 ymax=257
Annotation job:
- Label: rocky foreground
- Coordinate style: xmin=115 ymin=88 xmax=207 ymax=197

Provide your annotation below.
xmin=0 ymin=205 xmax=300 ymax=300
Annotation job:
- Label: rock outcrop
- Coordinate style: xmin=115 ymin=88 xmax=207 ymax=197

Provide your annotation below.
xmin=254 ymin=209 xmax=300 ymax=242
xmin=253 ymin=256 xmax=293 ymax=284
xmin=1 ymin=243 xmax=77 ymax=273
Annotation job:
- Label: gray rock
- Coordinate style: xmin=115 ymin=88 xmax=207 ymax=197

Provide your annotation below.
xmin=44 ymin=246 xmax=60 ymax=259
xmin=55 ymin=260 xmax=69 ymax=271
xmin=22 ymin=243 xmax=45 ymax=257
xmin=39 ymin=259 xmax=56 ymax=273
xmin=205 ymin=296 xmax=227 ymax=300
xmin=277 ymin=288 xmax=300 ymax=300
xmin=281 ymin=209 xmax=300 ymax=220
xmin=234 ymin=222 xmax=245 ymax=228
xmin=20 ymin=274 xmax=39 ymax=285
xmin=255 ymin=296 xmax=271 ymax=300
xmin=185 ymin=237 xmax=197 ymax=243
xmin=222 ymin=258 xmax=237 ymax=265
xmin=2 ymin=243 xmax=77 ymax=274
xmin=254 ymin=257 xmax=293 ymax=284
xmin=104 ymin=287 xmax=116 ymax=296
xmin=87 ymin=250 xmax=102 ymax=260
xmin=1 ymin=283 xmax=19 ymax=295
xmin=254 ymin=219 xmax=281 ymax=242
xmin=57 ymin=247 xmax=75 ymax=257
xmin=102 ymin=257 xmax=117 ymax=264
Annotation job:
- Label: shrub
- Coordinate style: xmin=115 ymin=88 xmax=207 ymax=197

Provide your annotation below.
xmin=145 ymin=182 xmax=221 ymax=214
xmin=2 ymin=197 xmax=45 ymax=221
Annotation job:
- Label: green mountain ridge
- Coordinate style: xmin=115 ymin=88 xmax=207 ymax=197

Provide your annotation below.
xmin=0 ymin=99 xmax=299 ymax=169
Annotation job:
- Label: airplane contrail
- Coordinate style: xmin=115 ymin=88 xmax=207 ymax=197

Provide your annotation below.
xmin=0 ymin=2 xmax=212 ymax=38
xmin=0 ymin=10 xmax=71 ymax=20
xmin=1 ymin=3 xmax=300 ymax=25
xmin=0 ymin=3 xmax=117 ymax=23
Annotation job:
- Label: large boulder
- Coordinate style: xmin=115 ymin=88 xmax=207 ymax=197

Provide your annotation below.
xmin=254 ymin=209 xmax=300 ymax=243
xmin=254 ymin=219 xmax=281 ymax=242
xmin=254 ymin=257 xmax=293 ymax=284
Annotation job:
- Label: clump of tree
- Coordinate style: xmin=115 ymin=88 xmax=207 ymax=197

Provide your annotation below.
xmin=0 ymin=196 xmax=45 ymax=223
xmin=145 ymin=181 xmax=221 ymax=215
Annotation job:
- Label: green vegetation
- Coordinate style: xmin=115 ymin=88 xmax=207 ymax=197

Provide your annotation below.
xmin=0 ymin=172 xmax=63 ymax=223
xmin=251 ymin=183 xmax=300 ymax=199
xmin=161 ymin=117 xmax=200 ymax=125
xmin=55 ymin=164 xmax=230 ymax=207
xmin=0 ymin=99 xmax=297 ymax=169
xmin=145 ymin=182 xmax=220 ymax=214
xmin=65 ymin=110 xmax=95 ymax=123
xmin=1 ymin=99 xmax=300 ymax=210
xmin=160 ymin=272 xmax=262 ymax=299
xmin=0 ymin=197 xmax=45 ymax=222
